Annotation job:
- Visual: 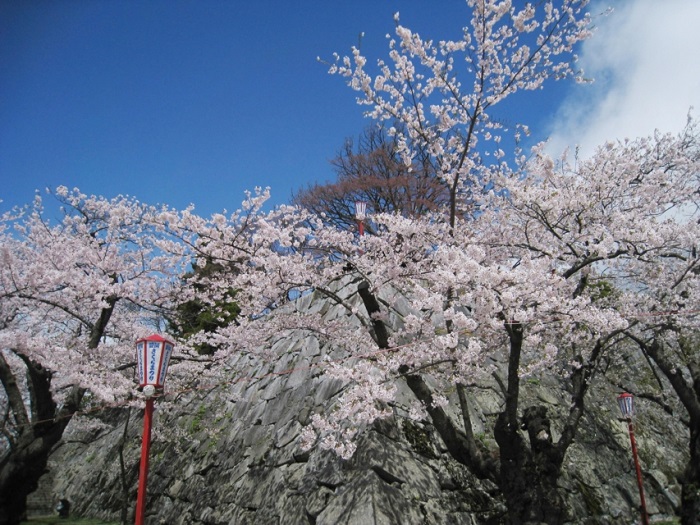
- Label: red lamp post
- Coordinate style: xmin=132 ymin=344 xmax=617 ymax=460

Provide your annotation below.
xmin=355 ymin=201 xmax=367 ymax=238
xmin=134 ymin=334 xmax=174 ymax=525
xmin=617 ymin=392 xmax=649 ymax=525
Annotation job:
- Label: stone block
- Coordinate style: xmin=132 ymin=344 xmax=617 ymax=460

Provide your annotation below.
xmin=316 ymin=470 xmax=423 ymax=525
xmin=351 ymin=430 xmax=442 ymax=499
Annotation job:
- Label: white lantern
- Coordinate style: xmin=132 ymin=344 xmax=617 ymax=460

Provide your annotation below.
xmin=135 ymin=334 xmax=174 ymax=390
xmin=617 ymin=392 xmax=634 ymax=419
xmin=355 ymin=201 xmax=367 ymax=221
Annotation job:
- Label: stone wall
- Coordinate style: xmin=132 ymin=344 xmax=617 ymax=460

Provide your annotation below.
xmin=36 ymin=286 xmax=689 ymax=524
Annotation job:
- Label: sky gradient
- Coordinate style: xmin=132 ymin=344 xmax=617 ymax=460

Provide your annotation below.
xmin=1 ymin=0 xmax=698 ymax=218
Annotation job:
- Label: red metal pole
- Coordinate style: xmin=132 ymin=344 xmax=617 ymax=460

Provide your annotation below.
xmin=358 ymin=220 xmax=364 ymax=237
xmin=627 ymin=421 xmax=649 ymax=525
xmin=135 ymin=398 xmax=154 ymax=525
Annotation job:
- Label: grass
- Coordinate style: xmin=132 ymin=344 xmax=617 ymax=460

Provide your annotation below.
xmin=22 ymin=517 xmax=119 ymax=525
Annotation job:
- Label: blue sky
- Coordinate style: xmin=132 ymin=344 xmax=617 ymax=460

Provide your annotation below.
xmin=1 ymin=0 xmax=698 ymax=218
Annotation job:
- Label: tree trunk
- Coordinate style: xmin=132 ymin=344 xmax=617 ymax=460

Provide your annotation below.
xmin=495 ymin=406 xmax=567 ymax=525
xmin=0 ymin=430 xmax=60 ymax=525
xmin=641 ymin=338 xmax=700 ymax=524
xmin=495 ymin=320 xmax=572 ymax=525
xmin=680 ymin=422 xmax=700 ymax=525
xmin=0 ymin=357 xmax=84 ymax=525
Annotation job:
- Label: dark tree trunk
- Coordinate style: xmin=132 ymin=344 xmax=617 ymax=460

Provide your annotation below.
xmin=402 ymin=369 xmax=498 ymax=481
xmin=496 ymin=320 xmax=567 ymax=524
xmin=494 ymin=406 xmax=567 ymax=525
xmin=0 ymin=359 xmax=84 ymax=525
xmin=640 ymin=338 xmax=700 ymax=525
xmin=0 ymin=429 xmax=60 ymax=525
xmin=0 ymin=363 xmax=85 ymax=525
xmin=492 ymin=321 xmax=603 ymax=525
xmin=680 ymin=422 xmax=700 ymax=525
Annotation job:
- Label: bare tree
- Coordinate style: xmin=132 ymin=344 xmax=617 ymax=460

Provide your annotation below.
xmin=292 ymin=123 xmax=450 ymax=233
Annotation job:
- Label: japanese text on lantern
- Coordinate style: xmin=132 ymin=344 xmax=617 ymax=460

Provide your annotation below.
xmin=147 ymin=341 xmax=159 ymax=382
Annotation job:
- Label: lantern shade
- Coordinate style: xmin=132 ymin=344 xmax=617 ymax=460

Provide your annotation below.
xmin=355 ymin=201 xmax=367 ymax=221
xmin=617 ymin=392 xmax=634 ymax=419
xmin=135 ymin=334 xmax=174 ymax=389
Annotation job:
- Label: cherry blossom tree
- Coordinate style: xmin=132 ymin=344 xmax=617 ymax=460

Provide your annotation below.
xmin=156 ymin=0 xmax=696 ymax=518
xmin=164 ymin=188 xmax=623 ymax=523
xmin=321 ymin=1 xmax=601 ymax=520
xmin=557 ymin=123 xmax=700 ymax=525
xmin=142 ymin=2 xmax=600 ymax=523
xmin=160 ymin=123 xmax=698 ymax=523
xmin=326 ymin=0 xmax=594 ymax=230
xmin=0 ymin=188 xmax=196 ymax=524
xmin=485 ymin=120 xmax=700 ymax=523
xmin=147 ymin=4 xmax=604 ymax=523
xmin=4 ymin=2 xmax=696 ymax=523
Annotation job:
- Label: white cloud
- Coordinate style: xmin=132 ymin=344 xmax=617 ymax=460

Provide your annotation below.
xmin=547 ymin=0 xmax=700 ymax=158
